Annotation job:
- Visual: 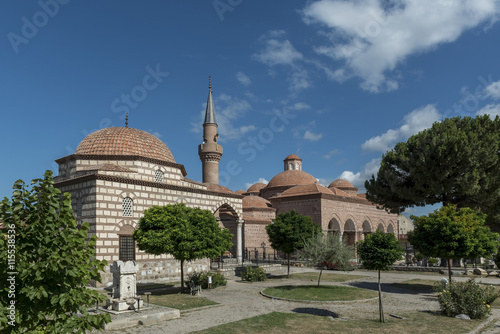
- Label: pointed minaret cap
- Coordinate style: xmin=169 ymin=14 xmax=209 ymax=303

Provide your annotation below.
xmin=204 ymin=76 xmax=217 ymax=124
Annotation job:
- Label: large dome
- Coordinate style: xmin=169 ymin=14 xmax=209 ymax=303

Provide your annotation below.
xmin=267 ymin=170 xmax=317 ymax=188
xmin=75 ymin=127 xmax=175 ymax=162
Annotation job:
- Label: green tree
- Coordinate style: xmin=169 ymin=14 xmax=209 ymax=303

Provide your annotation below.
xmin=357 ymin=230 xmax=404 ymax=323
xmin=408 ymin=204 xmax=499 ymax=282
xmin=266 ymin=210 xmax=321 ymax=278
xmin=300 ymin=232 xmax=355 ymax=287
xmin=365 ymin=115 xmax=500 ymax=226
xmin=133 ymin=203 xmax=233 ymax=293
xmin=0 ymin=171 xmax=110 ymax=333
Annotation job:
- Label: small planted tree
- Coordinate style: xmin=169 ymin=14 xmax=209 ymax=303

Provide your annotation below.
xmin=133 ymin=203 xmax=233 ymax=293
xmin=357 ymin=230 xmax=404 ymax=323
xmin=0 ymin=171 xmax=110 ymax=333
xmin=266 ymin=210 xmax=321 ymax=278
xmin=300 ymin=232 xmax=355 ymax=287
xmin=409 ymin=204 xmax=499 ymax=282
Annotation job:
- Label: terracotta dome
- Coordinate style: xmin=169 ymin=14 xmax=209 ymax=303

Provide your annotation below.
xmin=247 ymin=182 xmax=267 ymax=194
xmin=75 ymin=127 xmax=175 ymax=162
xmin=328 ymin=179 xmax=354 ymax=189
xmin=235 ymin=189 xmax=246 ymax=195
xmin=243 ymin=196 xmax=272 ymax=208
xmin=266 ymin=170 xmax=317 ymax=188
xmin=284 ymin=154 xmax=301 ymax=161
xmin=279 ymin=183 xmax=333 ymax=197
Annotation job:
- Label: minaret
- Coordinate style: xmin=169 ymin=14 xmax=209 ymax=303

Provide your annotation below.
xmin=199 ymin=77 xmax=223 ymax=184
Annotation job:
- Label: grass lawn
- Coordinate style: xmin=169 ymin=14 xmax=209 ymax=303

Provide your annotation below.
xmin=390 ymin=279 xmax=437 ymax=293
xmin=195 ymin=311 xmax=480 ymax=334
xmin=269 ymin=272 xmax=368 ymax=282
xmin=262 ymin=285 xmax=378 ymax=301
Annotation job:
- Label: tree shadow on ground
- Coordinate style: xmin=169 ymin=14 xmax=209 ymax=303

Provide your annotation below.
xmin=292 ymin=307 xmax=340 ymax=318
xmin=346 ymin=281 xmax=433 ymax=295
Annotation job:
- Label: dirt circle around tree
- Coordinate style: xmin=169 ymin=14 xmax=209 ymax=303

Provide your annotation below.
xmin=260 ymin=285 xmax=379 ymax=303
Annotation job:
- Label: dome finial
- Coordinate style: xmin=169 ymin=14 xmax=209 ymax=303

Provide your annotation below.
xmin=209 ymin=76 xmax=212 ymax=92
xmin=125 ymin=112 xmax=129 ymax=128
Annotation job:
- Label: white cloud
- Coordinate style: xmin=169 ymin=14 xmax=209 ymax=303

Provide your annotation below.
xmin=485 ymin=80 xmax=500 ymax=99
xmin=476 ymin=103 xmax=500 ymax=118
xmin=191 ymin=93 xmax=256 ymax=140
xmin=236 ymin=72 xmax=252 ymax=86
xmin=362 ymin=104 xmax=441 ymax=152
xmin=304 ymin=130 xmax=323 ymax=141
xmin=253 ymin=31 xmax=311 ymax=93
xmin=244 ymin=178 xmax=269 ymax=190
xmin=289 ymin=102 xmax=311 ymax=110
xmin=293 ymin=120 xmax=323 ymax=142
xmin=303 ymin=0 xmax=500 ymax=92
xmin=253 ymin=31 xmax=303 ymax=66
xmin=338 ymin=158 xmax=381 ymax=191
xmin=323 ymin=149 xmax=341 ymax=159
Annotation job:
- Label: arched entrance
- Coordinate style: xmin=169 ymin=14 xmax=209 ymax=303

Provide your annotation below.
xmin=343 ymin=219 xmax=356 ymax=246
xmin=387 ymin=224 xmax=394 ymax=234
xmin=214 ymin=203 xmax=243 ymax=264
xmin=327 ymin=217 xmax=341 ymax=234
xmin=377 ymin=222 xmax=385 ymax=232
xmin=362 ymin=220 xmax=372 ymax=240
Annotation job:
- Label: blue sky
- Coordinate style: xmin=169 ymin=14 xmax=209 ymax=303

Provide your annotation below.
xmin=2 ymin=0 xmax=500 ymax=217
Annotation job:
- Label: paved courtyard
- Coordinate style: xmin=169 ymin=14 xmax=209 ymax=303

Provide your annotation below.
xmin=102 ymin=268 xmax=500 ymax=333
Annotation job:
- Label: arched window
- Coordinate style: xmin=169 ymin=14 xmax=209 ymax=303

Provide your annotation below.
xmin=122 ymin=197 xmax=133 ymax=217
xmin=155 ymin=170 xmax=164 ymax=182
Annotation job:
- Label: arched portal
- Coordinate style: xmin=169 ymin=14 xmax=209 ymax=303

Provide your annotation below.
xmin=327 ymin=217 xmax=341 ymax=234
xmin=362 ymin=220 xmax=372 ymax=240
xmin=377 ymin=223 xmax=385 ymax=232
xmin=343 ymin=219 xmax=356 ymax=246
xmin=387 ymin=224 xmax=394 ymax=234
xmin=214 ymin=203 xmax=242 ymax=263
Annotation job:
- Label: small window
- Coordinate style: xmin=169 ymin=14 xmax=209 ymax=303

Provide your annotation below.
xmin=155 ymin=170 xmax=164 ymax=182
xmin=119 ymin=236 xmax=135 ymax=261
xmin=122 ymin=197 xmax=133 ymax=217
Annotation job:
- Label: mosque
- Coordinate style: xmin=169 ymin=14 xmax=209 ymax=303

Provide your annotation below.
xmin=54 ymin=80 xmax=398 ymax=285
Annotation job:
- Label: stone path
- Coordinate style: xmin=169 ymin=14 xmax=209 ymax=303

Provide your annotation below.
xmin=102 ymin=268 xmax=500 ymax=333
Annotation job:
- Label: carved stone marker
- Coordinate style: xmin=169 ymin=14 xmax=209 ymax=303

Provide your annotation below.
xmin=109 ymin=260 xmax=143 ymax=311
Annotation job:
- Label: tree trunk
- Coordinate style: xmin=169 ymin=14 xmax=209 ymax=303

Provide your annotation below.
xmin=378 ymin=270 xmax=385 ymax=323
xmin=180 ymin=259 xmax=185 ymax=294
xmin=448 ymin=258 xmax=452 ymax=282
xmin=287 ymin=253 xmax=290 ymax=279
xmin=318 ymin=267 xmax=323 ymax=287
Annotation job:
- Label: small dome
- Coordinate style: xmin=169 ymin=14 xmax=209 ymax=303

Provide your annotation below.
xmin=247 ymin=182 xmax=266 ymax=194
xmin=284 ymin=154 xmax=301 ymax=161
xmin=235 ymin=189 xmax=246 ymax=195
xmin=357 ymin=193 xmax=367 ymax=199
xmin=75 ymin=127 xmax=175 ymax=162
xmin=328 ymin=179 xmax=354 ymax=189
xmin=279 ymin=183 xmax=333 ymax=197
xmin=267 ymin=170 xmax=317 ymax=188
xmin=242 ymin=196 xmax=272 ymax=209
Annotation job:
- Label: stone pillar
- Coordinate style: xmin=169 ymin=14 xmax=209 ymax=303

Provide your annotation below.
xmin=237 ymin=220 xmax=243 ymax=264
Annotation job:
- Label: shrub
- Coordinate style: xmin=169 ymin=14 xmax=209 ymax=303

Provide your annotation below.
xmin=434 ymin=279 xmax=498 ymax=319
xmin=241 ymin=266 xmax=267 ymax=282
xmin=187 ymin=271 xmax=227 ymax=289
xmin=415 ymin=252 xmax=424 ymax=261
xmin=428 ymin=258 xmax=439 ymax=265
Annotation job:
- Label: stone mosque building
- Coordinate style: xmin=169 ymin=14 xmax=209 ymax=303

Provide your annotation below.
xmin=54 ymin=80 xmax=398 ymax=285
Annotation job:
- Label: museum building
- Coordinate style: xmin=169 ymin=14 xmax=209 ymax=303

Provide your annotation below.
xmin=54 ymin=80 xmax=398 ymax=285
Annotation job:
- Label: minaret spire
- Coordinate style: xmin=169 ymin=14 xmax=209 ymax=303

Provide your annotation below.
xmin=199 ymin=76 xmax=223 ymax=184
xmin=204 ymin=76 xmax=216 ymax=124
